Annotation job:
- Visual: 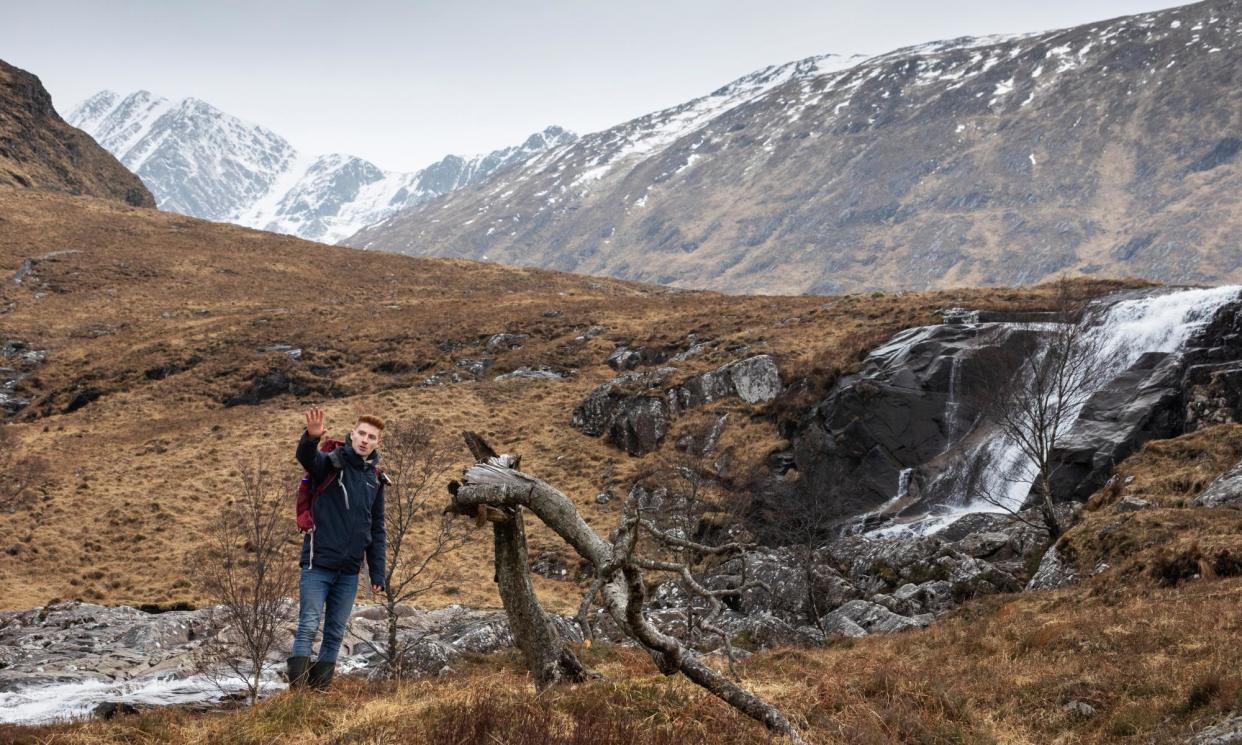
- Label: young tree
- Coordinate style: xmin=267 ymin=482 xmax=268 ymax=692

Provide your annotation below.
xmin=640 ymin=433 xmax=757 ymax=666
xmin=0 ymin=426 xmax=46 ymax=513
xmin=192 ymin=457 xmax=299 ymax=704
xmin=372 ymin=417 xmax=468 ymax=678
xmin=749 ymin=476 xmax=840 ymax=638
xmin=977 ymin=279 xmax=1116 ymax=539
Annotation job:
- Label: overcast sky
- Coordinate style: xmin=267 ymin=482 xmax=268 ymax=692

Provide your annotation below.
xmin=4 ymin=0 xmax=1186 ymax=172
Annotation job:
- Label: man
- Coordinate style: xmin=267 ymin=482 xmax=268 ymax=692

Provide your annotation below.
xmin=287 ymin=405 xmax=386 ymax=691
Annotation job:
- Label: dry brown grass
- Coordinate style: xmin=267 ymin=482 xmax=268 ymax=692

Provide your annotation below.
xmin=0 ymin=190 xmax=1238 ymax=745
xmin=7 ymin=572 xmax=1242 ymax=744
xmin=1067 ymin=424 xmax=1242 ymax=588
xmin=0 ymin=189 xmax=1142 ymax=612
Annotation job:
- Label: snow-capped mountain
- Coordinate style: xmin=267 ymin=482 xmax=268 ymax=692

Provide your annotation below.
xmin=67 ymin=92 xmax=575 ymax=244
xmin=350 ymin=0 xmax=1242 ymax=294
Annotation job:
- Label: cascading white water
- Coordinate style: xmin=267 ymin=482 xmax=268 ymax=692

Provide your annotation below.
xmin=0 ymin=659 xmax=368 ymax=725
xmin=943 ymin=356 xmax=962 ymax=445
xmin=897 ymin=467 xmax=913 ymax=500
xmin=872 ymin=285 xmax=1241 ymax=537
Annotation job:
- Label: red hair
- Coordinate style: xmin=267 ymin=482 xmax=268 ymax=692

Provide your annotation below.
xmin=356 ymin=414 xmax=386 ymax=431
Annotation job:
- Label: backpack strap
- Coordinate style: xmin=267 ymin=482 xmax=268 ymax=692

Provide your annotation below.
xmin=311 ymin=468 xmax=339 ymax=498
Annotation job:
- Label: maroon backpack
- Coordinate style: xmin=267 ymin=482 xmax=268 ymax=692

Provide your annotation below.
xmin=296 ymin=438 xmax=344 ymax=533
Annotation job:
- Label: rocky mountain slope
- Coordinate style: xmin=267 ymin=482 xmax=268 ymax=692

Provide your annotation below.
xmin=351 ymin=0 xmax=1242 ymax=294
xmin=68 ymin=90 xmax=575 ymax=243
xmin=0 ymin=61 xmax=153 ymax=207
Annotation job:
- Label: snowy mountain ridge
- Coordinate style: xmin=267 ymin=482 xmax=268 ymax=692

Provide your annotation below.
xmin=349 ymin=0 xmax=1242 ymax=294
xmin=67 ymin=91 xmax=576 ymax=244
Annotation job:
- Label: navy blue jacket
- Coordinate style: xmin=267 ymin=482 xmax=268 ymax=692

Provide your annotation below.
xmin=296 ymin=429 xmax=386 ymax=587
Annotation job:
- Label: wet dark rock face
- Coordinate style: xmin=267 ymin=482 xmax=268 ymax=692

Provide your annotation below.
xmin=784 ymin=323 xmax=1041 ymax=520
xmin=774 ymin=292 xmax=1242 ymax=528
xmin=1047 ymin=298 xmax=1242 ymax=503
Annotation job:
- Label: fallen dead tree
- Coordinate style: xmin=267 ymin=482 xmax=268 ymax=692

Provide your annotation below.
xmin=445 ymin=433 xmax=806 ymax=744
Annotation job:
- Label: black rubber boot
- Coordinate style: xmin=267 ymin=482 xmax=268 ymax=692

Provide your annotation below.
xmin=286 ymin=655 xmax=310 ymax=689
xmin=308 ymin=659 xmax=336 ymax=691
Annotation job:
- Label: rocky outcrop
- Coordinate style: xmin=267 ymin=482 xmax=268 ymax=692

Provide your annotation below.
xmin=1194 ymin=459 xmax=1242 ymax=508
xmin=645 ymin=509 xmax=1048 ymax=644
xmin=571 ymin=355 xmax=781 ymax=455
xmin=1188 ymin=715 xmax=1242 ymax=745
xmin=1025 ymin=545 xmax=1078 ymax=590
xmin=0 ymin=60 xmax=154 ymax=206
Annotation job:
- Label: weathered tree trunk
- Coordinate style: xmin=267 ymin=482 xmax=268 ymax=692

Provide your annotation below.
xmin=385 ymin=602 xmax=400 ymax=676
xmin=493 ymin=506 xmax=594 ymax=689
xmin=448 ymin=441 xmax=807 ymax=745
xmin=1040 ymin=472 xmax=1063 ymax=540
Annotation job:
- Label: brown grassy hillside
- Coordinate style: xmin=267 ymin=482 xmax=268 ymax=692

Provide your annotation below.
xmin=0 ymin=189 xmax=1140 ymax=612
xmin=0 ymin=61 xmax=153 ymax=207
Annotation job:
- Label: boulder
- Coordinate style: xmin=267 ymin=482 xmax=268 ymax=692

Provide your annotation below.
xmin=1194 ymin=459 xmax=1242 ymax=508
xmin=486 ymin=333 xmax=528 ymax=353
xmin=820 ymin=614 xmax=867 ymax=638
xmin=1115 ymin=496 xmax=1153 ymax=512
xmin=606 ymin=396 xmax=671 ymax=456
xmin=1026 ymin=546 xmax=1079 ymax=590
xmin=714 ymin=612 xmax=822 ymax=650
xmin=819 ymin=599 xmax=923 ymax=636
xmin=727 ymin=355 xmax=782 ymax=403
xmin=892 ymin=580 xmax=955 ymax=616
xmin=401 ymin=638 xmax=459 ymax=676
xmin=570 ymin=368 xmax=675 ymax=438
xmin=729 ymin=548 xmax=859 ymax=622
xmin=607 ymin=345 xmax=676 ymax=371
xmin=947 ymin=531 xmax=1015 ymax=561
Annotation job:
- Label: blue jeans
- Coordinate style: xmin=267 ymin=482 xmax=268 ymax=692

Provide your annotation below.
xmin=292 ymin=566 xmax=358 ymax=663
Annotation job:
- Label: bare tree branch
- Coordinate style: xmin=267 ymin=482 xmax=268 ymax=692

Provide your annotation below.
xmin=447 ymin=435 xmax=807 ymax=745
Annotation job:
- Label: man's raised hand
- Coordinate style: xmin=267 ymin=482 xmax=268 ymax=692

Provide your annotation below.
xmin=304 ymin=406 xmax=326 ymax=439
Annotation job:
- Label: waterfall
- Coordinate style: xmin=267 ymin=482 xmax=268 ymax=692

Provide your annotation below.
xmin=872 ymin=285 xmax=1241 ymax=537
xmin=897 ymin=467 xmax=913 ymax=500
xmin=943 ymin=356 xmax=962 ymax=445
